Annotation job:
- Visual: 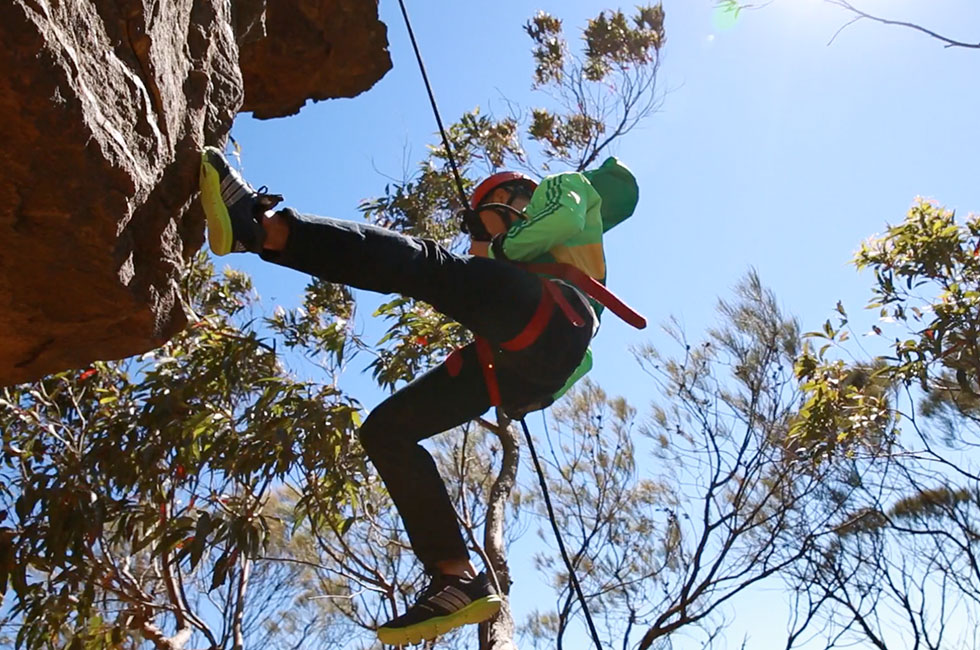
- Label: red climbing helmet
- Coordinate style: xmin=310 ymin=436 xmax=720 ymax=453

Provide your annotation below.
xmin=469 ymin=171 xmax=537 ymax=210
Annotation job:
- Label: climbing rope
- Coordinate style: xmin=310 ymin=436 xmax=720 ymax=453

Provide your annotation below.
xmin=519 ymin=417 xmax=605 ymax=649
xmin=395 ymin=1 xmax=605 ymax=648
xmin=395 ymin=0 xmax=470 ymax=210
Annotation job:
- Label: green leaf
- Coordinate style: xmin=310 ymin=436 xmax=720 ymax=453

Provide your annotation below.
xmin=823 ymin=320 xmax=834 ymax=338
xmin=340 ymin=516 xmax=355 ymax=537
xmin=210 ymin=550 xmax=232 ymax=591
xmin=189 ymin=513 xmax=212 ymax=569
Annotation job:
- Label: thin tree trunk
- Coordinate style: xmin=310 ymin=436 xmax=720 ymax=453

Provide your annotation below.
xmin=479 ymin=414 xmax=520 ymax=650
xmin=233 ymin=556 xmax=252 ymax=650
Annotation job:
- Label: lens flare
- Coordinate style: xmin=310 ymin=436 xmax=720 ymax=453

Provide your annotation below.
xmin=712 ymin=1 xmax=741 ymax=31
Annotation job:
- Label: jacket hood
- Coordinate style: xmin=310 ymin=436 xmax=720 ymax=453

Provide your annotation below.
xmin=583 ymin=157 xmax=639 ymax=233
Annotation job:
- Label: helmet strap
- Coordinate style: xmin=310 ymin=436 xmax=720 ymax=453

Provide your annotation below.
xmin=458 ymin=208 xmax=492 ymax=241
xmin=479 ymin=202 xmax=526 ymax=228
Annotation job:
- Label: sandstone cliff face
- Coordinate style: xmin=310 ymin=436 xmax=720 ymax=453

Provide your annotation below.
xmin=240 ymin=0 xmax=392 ymax=119
xmin=0 ymin=0 xmax=390 ymax=386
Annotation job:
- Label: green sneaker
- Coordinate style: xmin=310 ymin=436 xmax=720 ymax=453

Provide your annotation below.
xmin=377 ymin=572 xmax=501 ymax=646
xmin=199 ymin=146 xmax=282 ymax=255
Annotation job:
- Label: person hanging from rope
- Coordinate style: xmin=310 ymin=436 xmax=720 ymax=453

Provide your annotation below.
xmin=199 ymin=146 xmax=643 ymax=645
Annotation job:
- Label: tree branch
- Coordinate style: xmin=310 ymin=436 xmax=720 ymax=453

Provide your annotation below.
xmin=826 ymin=1 xmax=980 ymax=49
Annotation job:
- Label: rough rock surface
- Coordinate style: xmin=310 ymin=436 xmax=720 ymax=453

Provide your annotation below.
xmin=0 ymin=0 xmax=390 ymax=386
xmin=240 ymin=0 xmax=392 ymax=119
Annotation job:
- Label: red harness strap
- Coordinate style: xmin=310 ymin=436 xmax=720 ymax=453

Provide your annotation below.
xmin=475 ymin=336 xmax=501 ymax=406
xmin=498 ymin=279 xmax=555 ymax=352
xmin=500 ymin=278 xmax=584 ymax=352
xmin=445 ymin=347 xmax=464 ymax=377
xmin=546 ymin=280 xmax=587 ymax=329
xmin=521 ymin=263 xmax=647 ymax=330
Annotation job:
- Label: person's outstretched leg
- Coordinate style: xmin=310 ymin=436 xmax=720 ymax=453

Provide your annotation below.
xmin=261 ymin=207 xmax=541 ymax=344
xmin=200 ymin=145 xmax=541 ymax=345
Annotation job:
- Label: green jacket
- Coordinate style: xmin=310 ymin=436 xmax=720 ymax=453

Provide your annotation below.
xmin=487 ymin=157 xmax=639 ymax=398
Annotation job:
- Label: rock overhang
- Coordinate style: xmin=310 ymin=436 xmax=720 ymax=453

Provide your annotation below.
xmin=0 ymin=0 xmax=391 ymax=386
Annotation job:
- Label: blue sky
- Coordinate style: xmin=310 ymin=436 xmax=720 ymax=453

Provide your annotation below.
xmin=224 ymin=0 xmax=979 ymax=646
xmin=229 ymin=0 xmax=979 ymax=404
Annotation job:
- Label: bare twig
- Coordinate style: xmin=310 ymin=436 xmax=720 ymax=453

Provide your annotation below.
xmin=826 ymin=0 xmax=980 ymax=49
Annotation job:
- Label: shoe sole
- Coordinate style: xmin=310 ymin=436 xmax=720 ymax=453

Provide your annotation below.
xmin=376 ymin=595 xmax=502 ymax=646
xmin=199 ymin=151 xmax=233 ymax=256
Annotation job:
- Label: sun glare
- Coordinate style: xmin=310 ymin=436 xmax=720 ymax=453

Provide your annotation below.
xmin=712 ymin=1 xmax=741 ymax=31
xmin=712 ymin=0 xmax=834 ymax=35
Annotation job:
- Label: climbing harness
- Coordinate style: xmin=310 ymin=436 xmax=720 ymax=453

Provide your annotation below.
xmin=395 ymin=1 xmax=647 ymax=647
xmin=459 ymin=265 xmax=645 ymax=413
xmin=446 ymin=275 xmax=588 ymax=406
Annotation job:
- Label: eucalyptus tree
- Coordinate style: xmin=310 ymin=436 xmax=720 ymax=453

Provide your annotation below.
xmin=785 ymin=200 xmax=980 ymax=649
xmin=0 ymin=255 xmax=363 ymax=650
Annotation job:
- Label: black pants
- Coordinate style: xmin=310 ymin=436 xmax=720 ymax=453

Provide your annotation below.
xmin=263 ymin=209 xmax=594 ymax=570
